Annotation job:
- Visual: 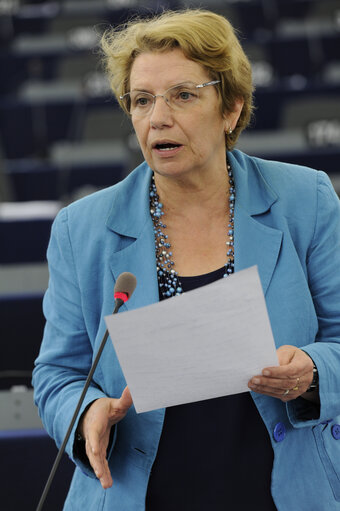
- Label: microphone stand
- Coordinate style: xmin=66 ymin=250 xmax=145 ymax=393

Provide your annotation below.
xmin=36 ymin=298 xmax=125 ymax=511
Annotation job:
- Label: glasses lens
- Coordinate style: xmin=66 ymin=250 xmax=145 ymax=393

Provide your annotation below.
xmin=129 ymin=91 xmax=154 ymax=115
xmin=166 ymin=83 xmax=199 ymax=109
xmin=124 ymin=82 xmax=205 ymax=116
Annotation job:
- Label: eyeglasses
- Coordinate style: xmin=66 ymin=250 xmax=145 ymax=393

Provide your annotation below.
xmin=120 ymin=80 xmax=220 ymax=117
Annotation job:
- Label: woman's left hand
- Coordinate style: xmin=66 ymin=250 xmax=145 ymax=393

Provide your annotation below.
xmin=248 ymin=345 xmax=314 ymax=401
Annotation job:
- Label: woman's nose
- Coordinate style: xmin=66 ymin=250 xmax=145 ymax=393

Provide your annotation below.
xmin=149 ymin=95 xmax=174 ymax=128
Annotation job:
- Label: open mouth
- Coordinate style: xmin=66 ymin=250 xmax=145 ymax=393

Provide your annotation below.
xmin=154 ymin=143 xmax=181 ymax=151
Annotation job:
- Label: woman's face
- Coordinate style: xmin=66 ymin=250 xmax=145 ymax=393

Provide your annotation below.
xmin=129 ymin=49 xmax=243 ymax=180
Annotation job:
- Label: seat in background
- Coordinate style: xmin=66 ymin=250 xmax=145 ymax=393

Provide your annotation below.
xmin=0 ymin=428 xmax=74 ymax=511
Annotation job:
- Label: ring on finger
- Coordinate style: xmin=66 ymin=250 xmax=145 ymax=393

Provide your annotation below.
xmin=283 ymin=389 xmax=290 ymax=396
xmin=292 ymin=377 xmax=300 ymax=391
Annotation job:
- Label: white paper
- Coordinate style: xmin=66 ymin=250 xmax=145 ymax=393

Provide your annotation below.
xmin=105 ymin=266 xmax=278 ymax=413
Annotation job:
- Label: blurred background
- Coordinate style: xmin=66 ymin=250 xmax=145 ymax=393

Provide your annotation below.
xmin=0 ymin=0 xmax=339 ymax=509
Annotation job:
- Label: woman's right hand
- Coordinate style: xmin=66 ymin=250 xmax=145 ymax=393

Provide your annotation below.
xmin=78 ymin=386 xmax=133 ymax=489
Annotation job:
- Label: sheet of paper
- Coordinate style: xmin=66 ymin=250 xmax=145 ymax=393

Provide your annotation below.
xmin=105 ymin=266 xmax=278 ymax=413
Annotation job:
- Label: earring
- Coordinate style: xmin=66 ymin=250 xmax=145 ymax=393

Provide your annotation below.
xmin=227 ymin=127 xmax=233 ymax=135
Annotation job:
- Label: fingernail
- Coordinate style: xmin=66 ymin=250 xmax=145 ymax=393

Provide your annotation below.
xmin=263 ymin=370 xmax=270 ymax=376
xmin=252 ymin=378 xmax=260 ymax=384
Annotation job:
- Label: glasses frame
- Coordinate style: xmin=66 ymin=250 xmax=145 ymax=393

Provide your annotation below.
xmin=119 ymin=80 xmax=221 ymax=116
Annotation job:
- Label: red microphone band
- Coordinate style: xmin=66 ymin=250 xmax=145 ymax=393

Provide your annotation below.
xmin=114 ymin=291 xmax=129 ymax=303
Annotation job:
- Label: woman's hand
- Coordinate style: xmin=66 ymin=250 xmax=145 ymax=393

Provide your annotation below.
xmin=78 ymin=386 xmax=133 ymax=489
xmin=248 ymin=345 xmax=315 ymax=402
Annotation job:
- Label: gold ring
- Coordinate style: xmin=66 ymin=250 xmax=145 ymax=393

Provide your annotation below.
xmin=292 ymin=377 xmax=300 ymax=391
xmin=283 ymin=389 xmax=290 ymax=396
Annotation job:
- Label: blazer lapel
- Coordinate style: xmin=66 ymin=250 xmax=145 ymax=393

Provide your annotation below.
xmin=105 ymin=163 xmax=159 ymax=311
xmin=108 ymin=224 xmax=159 ymax=311
xmin=234 ymin=207 xmax=283 ymax=295
xmin=230 ymin=150 xmax=283 ymax=296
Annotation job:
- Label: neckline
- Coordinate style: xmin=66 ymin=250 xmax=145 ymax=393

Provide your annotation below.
xmin=179 ymin=266 xmax=225 ymax=281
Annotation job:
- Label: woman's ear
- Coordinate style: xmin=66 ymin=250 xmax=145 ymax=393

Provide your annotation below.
xmin=223 ymin=98 xmax=244 ymax=133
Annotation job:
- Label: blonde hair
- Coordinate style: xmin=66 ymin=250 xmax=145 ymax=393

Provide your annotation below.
xmin=101 ymin=9 xmax=254 ymax=150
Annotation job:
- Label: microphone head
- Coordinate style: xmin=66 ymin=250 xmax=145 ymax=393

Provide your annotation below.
xmin=114 ymin=272 xmax=137 ymax=301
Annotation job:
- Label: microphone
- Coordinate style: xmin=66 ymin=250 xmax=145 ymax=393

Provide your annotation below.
xmin=113 ymin=271 xmax=137 ymax=307
xmin=36 ymin=272 xmax=137 ymax=511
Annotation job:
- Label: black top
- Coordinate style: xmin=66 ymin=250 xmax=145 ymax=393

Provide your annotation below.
xmin=146 ymin=267 xmax=276 ymax=510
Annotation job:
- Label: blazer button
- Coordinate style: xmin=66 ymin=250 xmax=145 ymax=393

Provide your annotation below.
xmin=331 ymin=424 xmax=340 ymax=440
xmin=273 ymin=422 xmax=286 ymax=442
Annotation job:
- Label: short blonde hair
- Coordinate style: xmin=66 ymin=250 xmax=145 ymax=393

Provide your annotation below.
xmin=101 ymin=9 xmax=254 ymax=150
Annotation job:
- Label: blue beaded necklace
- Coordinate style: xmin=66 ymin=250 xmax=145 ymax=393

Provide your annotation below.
xmin=150 ymin=160 xmax=235 ymax=298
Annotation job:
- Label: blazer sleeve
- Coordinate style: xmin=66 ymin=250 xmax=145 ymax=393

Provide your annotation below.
xmin=287 ymin=171 xmax=340 ymax=427
xmin=32 ymin=207 xmax=109 ymax=477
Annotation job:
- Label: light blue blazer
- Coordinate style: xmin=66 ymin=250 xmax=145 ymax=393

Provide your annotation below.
xmin=33 ymin=149 xmax=340 ymax=510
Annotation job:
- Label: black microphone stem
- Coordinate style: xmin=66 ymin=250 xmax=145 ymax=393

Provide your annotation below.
xmin=36 ymin=298 xmax=125 ymax=511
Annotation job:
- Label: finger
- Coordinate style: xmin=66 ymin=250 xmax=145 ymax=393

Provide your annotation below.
xmin=249 ymin=375 xmax=305 ymax=392
xmin=249 ymin=385 xmax=298 ymax=402
xmin=248 ymin=377 xmax=286 ymax=395
xmin=263 ymin=364 xmax=311 ymax=380
xmin=96 ymin=457 xmax=113 ymax=489
xmin=248 ymin=366 xmax=310 ymax=397
xmin=107 ymin=388 xmax=133 ymax=425
xmin=249 ymin=381 xmax=307 ymax=397
xmin=119 ymin=386 xmax=133 ymax=410
xmin=92 ymin=457 xmax=113 ymax=489
xmin=85 ymin=435 xmax=113 ymax=488
xmin=248 ymin=380 xmax=307 ymax=402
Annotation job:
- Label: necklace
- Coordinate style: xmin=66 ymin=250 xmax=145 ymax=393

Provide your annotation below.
xmin=149 ymin=160 xmax=235 ymax=299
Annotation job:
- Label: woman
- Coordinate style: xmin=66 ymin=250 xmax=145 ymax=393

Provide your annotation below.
xmin=33 ymin=9 xmax=340 ymax=511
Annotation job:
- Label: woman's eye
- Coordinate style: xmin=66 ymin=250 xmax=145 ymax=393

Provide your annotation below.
xmin=178 ymin=90 xmax=194 ymax=101
xmin=137 ymin=97 xmax=149 ymax=106
xmin=133 ymin=96 xmax=151 ymax=107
